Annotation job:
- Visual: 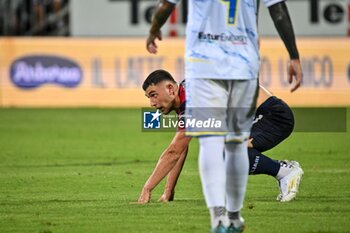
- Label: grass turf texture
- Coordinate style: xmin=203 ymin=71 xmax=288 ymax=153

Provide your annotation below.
xmin=0 ymin=108 xmax=349 ymax=233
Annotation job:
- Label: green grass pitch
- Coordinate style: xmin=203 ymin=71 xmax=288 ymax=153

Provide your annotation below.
xmin=0 ymin=108 xmax=349 ymax=233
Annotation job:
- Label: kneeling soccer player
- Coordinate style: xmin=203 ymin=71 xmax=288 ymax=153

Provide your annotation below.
xmin=138 ymin=69 xmax=303 ymax=204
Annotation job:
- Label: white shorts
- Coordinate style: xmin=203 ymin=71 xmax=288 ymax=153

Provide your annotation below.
xmin=185 ymin=78 xmax=258 ymax=143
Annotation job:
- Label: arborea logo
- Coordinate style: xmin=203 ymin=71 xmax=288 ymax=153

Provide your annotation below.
xmin=143 ymin=110 xmax=162 ymax=129
xmin=10 ymin=55 xmax=83 ymax=89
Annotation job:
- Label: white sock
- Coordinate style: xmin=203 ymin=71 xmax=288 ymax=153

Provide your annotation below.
xmin=198 ymin=136 xmax=226 ymax=208
xmin=275 ymin=161 xmax=293 ymax=180
xmin=209 ymin=207 xmax=229 ymax=228
xmin=228 ymin=211 xmax=244 ymax=227
xmin=225 ymin=141 xmax=249 ymax=212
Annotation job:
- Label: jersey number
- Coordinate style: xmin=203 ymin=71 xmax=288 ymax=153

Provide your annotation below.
xmin=220 ymin=0 xmax=239 ymax=25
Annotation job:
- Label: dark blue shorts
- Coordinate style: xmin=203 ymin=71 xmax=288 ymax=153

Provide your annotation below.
xmin=250 ymin=96 xmax=294 ymax=152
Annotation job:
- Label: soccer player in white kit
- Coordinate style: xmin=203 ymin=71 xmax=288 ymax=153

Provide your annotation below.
xmin=146 ymin=1 xmax=303 ymax=232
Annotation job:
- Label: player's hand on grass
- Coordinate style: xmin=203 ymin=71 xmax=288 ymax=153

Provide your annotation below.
xmin=158 ymin=190 xmax=175 ymax=202
xmin=288 ymin=59 xmax=303 ymax=92
xmin=137 ymin=187 xmax=152 ymax=204
xmin=146 ymin=30 xmax=162 ymax=54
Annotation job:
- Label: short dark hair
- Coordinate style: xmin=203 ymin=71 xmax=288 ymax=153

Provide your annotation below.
xmin=142 ymin=69 xmax=176 ymax=91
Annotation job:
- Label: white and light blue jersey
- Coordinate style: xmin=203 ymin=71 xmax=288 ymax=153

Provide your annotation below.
xmin=167 ymin=0 xmax=284 ymax=80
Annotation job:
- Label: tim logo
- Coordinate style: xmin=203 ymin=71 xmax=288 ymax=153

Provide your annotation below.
xmin=143 ymin=110 xmax=161 ymax=129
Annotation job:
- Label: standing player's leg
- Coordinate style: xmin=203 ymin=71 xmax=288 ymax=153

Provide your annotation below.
xmin=199 ymin=136 xmax=228 ymax=229
xmin=185 ymin=79 xmax=229 ymax=232
xmin=225 ymin=79 xmax=258 ymax=232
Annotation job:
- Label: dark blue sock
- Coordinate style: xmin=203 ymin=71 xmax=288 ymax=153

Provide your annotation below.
xmin=248 ymin=148 xmax=280 ymax=176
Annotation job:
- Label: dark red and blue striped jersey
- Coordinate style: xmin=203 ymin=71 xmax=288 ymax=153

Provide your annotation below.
xmin=176 ymin=81 xmax=186 ymax=131
xmin=176 ymin=80 xmax=186 ymax=116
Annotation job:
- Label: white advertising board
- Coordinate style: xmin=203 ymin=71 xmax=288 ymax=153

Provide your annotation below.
xmin=71 ymin=0 xmax=349 ymax=36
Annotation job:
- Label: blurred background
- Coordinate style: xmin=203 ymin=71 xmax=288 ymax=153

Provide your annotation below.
xmin=0 ymin=0 xmax=350 ymax=107
xmin=1 ymin=3 xmax=349 ymax=233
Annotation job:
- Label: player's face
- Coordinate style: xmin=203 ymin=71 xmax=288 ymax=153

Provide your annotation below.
xmin=145 ymin=81 xmax=176 ymax=115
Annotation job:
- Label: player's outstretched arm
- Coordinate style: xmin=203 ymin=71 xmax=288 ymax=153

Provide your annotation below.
xmin=159 ymin=146 xmax=189 ymax=202
xmin=146 ymin=0 xmax=176 ymax=54
xmin=268 ymin=2 xmax=303 ymax=92
xmin=137 ymin=131 xmax=191 ymax=203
